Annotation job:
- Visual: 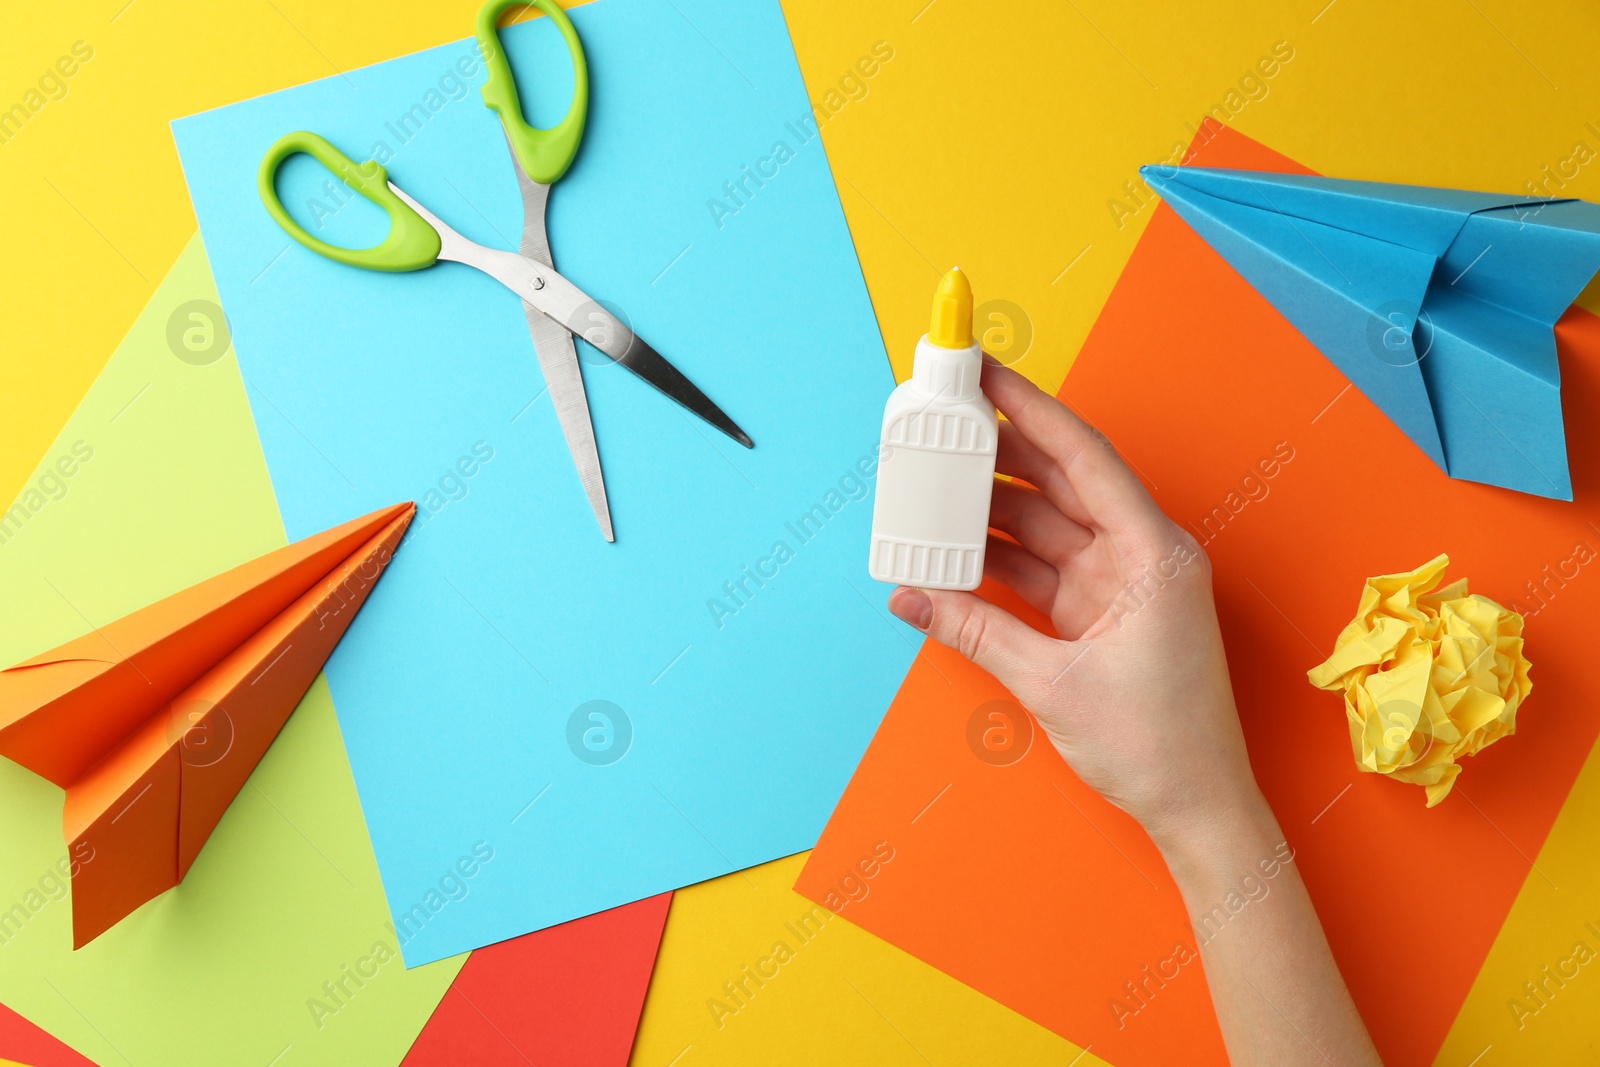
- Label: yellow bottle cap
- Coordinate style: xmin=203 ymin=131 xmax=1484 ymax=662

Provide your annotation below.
xmin=928 ymin=266 xmax=973 ymax=349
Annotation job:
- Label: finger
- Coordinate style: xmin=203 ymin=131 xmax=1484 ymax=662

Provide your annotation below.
xmin=981 ymin=361 xmax=1166 ymax=539
xmin=983 ymin=534 xmax=1059 ymax=617
xmin=989 ymin=476 xmax=1094 ymax=566
xmin=991 ymin=470 xmax=1144 ymax=640
xmin=997 ymin=421 xmax=1094 ymax=527
xmin=888 ymin=586 xmax=1063 ymax=704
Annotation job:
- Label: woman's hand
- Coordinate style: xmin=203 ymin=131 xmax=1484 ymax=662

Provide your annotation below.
xmin=887 ymin=360 xmax=1262 ymax=850
xmin=887 ymin=359 xmax=1380 ymax=1066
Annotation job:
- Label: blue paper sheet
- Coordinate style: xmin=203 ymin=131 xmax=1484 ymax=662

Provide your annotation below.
xmin=1141 ymin=164 xmax=1600 ymax=500
xmin=173 ymin=0 xmax=917 ymax=965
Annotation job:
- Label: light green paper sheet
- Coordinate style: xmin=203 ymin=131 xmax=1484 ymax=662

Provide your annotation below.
xmin=0 ymin=234 xmax=462 ymax=1065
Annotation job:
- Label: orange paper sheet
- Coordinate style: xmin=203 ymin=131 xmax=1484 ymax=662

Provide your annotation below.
xmin=0 ymin=502 xmax=413 ymax=947
xmin=797 ymin=122 xmax=1600 ymax=1066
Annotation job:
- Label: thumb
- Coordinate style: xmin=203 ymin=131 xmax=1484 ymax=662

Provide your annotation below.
xmin=888 ymin=586 xmax=1063 ymax=703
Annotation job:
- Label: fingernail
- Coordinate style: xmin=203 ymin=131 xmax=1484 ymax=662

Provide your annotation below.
xmin=889 ymin=588 xmax=933 ymax=630
xmin=981 ymin=352 xmax=1002 ymax=366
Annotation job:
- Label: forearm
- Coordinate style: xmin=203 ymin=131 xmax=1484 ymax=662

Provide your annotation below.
xmin=1154 ymin=796 xmax=1381 ymax=1067
xmin=909 ymin=365 xmax=1381 ymax=1061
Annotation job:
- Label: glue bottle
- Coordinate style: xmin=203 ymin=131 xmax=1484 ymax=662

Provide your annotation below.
xmin=868 ymin=267 xmax=998 ymax=591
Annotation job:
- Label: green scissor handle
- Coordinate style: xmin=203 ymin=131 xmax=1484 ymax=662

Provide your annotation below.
xmin=476 ymin=0 xmax=588 ymax=185
xmin=257 ymin=131 xmax=442 ymax=272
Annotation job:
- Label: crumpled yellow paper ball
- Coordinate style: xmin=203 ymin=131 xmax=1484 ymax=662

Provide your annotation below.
xmin=1307 ymin=554 xmax=1531 ymax=807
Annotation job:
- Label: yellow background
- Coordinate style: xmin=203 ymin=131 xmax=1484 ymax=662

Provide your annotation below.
xmin=630 ymin=853 xmax=1094 ymax=1065
xmin=5 ymin=0 xmax=1600 ymax=1062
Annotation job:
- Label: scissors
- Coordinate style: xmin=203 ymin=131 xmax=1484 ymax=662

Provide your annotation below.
xmin=256 ymin=0 xmax=751 ymax=542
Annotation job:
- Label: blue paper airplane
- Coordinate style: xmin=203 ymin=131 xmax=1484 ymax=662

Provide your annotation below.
xmin=1141 ymin=164 xmax=1600 ymax=499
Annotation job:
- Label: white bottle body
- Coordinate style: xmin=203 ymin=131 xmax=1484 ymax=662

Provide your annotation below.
xmin=868 ymin=337 xmax=998 ymax=591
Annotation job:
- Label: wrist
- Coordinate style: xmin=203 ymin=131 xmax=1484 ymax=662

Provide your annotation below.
xmin=1150 ymin=787 xmax=1283 ymax=897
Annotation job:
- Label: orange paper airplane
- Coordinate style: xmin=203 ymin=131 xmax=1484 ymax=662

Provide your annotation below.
xmin=0 ymin=502 xmax=414 ymax=948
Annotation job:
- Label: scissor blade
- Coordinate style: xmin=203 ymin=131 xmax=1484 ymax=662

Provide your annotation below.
xmin=394 ymin=176 xmax=753 ymax=452
xmin=504 ymin=151 xmax=612 ymax=541
xmin=524 ymin=304 xmax=613 ymax=541
xmin=521 ymin=274 xmax=754 ymax=449
xmin=510 ymin=270 xmax=755 ymax=448
xmin=500 ymin=154 xmax=751 ymax=449
xmin=605 ymin=336 xmax=753 ymax=449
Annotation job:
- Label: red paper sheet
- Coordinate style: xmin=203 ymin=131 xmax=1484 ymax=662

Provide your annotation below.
xmin=0 ymin=801 xmax=671 ymax=1067
xmin=402 ymin=892 xmax=671 ymax=1066
xmin=797 ymin=121 xmax=1600 ymax=1066
xmin=0 ymin=1001 xmax=97 ymax=1066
